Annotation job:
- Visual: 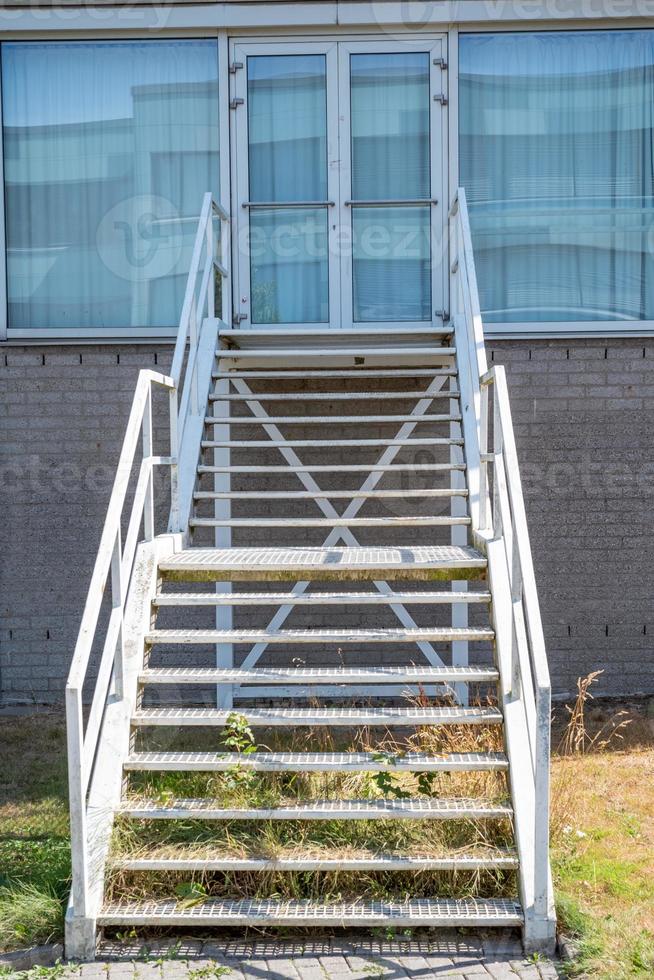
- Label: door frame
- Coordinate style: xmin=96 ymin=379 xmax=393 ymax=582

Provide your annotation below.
xmin=336 ymin=37 xmax=448 ymax=331
xmin=229 ymin=34 xmax=449 ymax=331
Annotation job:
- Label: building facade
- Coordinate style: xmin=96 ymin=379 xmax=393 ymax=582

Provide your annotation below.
xmin=1 ymin=0 xmax=654 ymax=703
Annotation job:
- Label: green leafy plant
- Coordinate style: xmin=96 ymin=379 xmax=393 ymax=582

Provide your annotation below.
xmin=174 ymin=881 xmax=208 ymax=909
xmin=222 ymin=713 xmax=257 ymax=755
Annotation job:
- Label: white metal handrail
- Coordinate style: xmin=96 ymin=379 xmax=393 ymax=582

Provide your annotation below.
xmin=450 ymin=187 xmax=552 ymax=934
xmin=66 ymin=192 xmax=229 ymax=924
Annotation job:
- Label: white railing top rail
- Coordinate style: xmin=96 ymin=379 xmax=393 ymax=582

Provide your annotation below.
xmin=66 ymin=192 xmax=229 ymax=921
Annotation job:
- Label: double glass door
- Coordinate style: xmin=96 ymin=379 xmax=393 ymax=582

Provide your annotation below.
xmin=231 ymin=38 xmax=447 ymax=329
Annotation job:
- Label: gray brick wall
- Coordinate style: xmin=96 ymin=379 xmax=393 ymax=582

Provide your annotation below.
xmin=1 ymin=338 xmax=653 ymax=703
xmin=490 ymin=337 xmax=654 ymax=700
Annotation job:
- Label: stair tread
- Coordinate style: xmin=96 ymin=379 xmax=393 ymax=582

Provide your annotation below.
xmin=213 ymin=368 xmax=456 ymax=379
xmin=188 ymin=516 xmax=472 ymax=528
xmin=125 ymin=750 xmax=508 ymax=772
xmin=193 ymin=489 xmax=468 ymax=500
xmin=145 ymin=626 xmax=493 ymax=645
xmin=138 ymin=665 xmax=498 ymax=682
xmin=112 ymin=850 xmax=518 ymax=870
xmin=216 ymin=347 xmax=456 ymax=360
xmin=201 ymin=438 xmax=463 ymax=448
xmin=131 ymin=706 xmax=503 ymax=727
xmin=160 ymin=545 xmax=486 ymax=574
xmin=204 ymin=413 xmax=461 ymax=424
xmin=153 ymin=590 xmax=489 ymax=606
xmin=210 ymin=388 xmax=457 ymax=401
xmin=98 ymin=897 xmax=522 ymax=926
xmin=119 ymin=796 xmax=513 ymax=819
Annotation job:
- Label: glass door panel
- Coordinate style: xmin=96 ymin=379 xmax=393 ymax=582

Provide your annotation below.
xmin=232 ymin=38 xmax=445 ymax=329
xmin=237 ymin=50 xmax=333 ymax=326
xmin=347 ymin=50 xmax=433 ymax=324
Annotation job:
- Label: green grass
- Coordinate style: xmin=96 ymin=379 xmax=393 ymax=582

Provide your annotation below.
xmin=0 ymin=711 xmax=70 ymax=952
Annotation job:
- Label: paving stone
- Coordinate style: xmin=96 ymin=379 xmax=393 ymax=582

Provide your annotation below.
xmin=390 ymin=953 xmax=433 ymax=977
xmin=239 ymin=958 xmax=272 ymax=980
xmin=263 ymin=957 xmax=300 ymax=979
xmin=318 ymin=954 xmax=355 ymax=976
xmin=484 ymin=964 xmax=519 ymax=980
xmin=509 ymin=966 xmax=540 ymax=980
xmin=537 ymin=964 xmax=561 ymax=979
xmin=292 ymin=956 xmax=326 ymax=980
xmin=133 ymin=965 xmax=162 ymax=980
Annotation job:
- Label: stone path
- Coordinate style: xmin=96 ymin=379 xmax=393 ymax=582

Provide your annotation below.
xmin=56 ymin=934 xmax=561 ymax=980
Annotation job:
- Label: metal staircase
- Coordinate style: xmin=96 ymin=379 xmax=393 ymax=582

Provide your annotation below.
xmin=64 ymin=191 xmax=556 ymax=959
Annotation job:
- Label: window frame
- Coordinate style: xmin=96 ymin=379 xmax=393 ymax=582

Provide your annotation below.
xmin=455 ymin=22 xmax=654 ymax=338
xmin=0 ymin=32 xmax=225 ymax=343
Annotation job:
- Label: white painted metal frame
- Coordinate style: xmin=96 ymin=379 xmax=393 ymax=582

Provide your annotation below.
xmin=231 ymin=34 xmax=448 ymax=332
xmin=0 ymin=54 xmax=6 ymax=342
xmin=215 ymin=368 xmax=455 ymax=702
xmin=65 ymin=191 xmax=230 ymax=953
xmin=231 ymin=39 xmax=340 ymax=331
xmin=336 ymin=36 xmax=447 ymax=331
xmin=450 ymin=187 xmax=555 ymax=951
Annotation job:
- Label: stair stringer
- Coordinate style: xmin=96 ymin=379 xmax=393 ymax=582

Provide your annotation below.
xmin=486 ymin=538 xmax=556 ymax=954
xmin=64 ymin=533 xmax=181 ymax=961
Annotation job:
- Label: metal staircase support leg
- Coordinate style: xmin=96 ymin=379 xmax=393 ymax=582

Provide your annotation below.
xmin=213 ymin=374 xmax=233 ymax=709
xmin=450 ymin=393 xmax=469 ymax=705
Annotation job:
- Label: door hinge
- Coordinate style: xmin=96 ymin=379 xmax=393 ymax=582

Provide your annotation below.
xmin=229 ymin=62 xmax=244 ymax=74
xmin=232 ymin=312 xmax=248 ymax=325
xmin=433 ymin=94 xmax=448 ymax=106
xmin=433 ymin=57 xmax=448 ymax=70
xmin=230 ymin=98 xmax=244 ymax=110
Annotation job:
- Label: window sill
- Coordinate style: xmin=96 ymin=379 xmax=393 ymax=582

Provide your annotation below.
xmin=483 ymin=320 xmax=654 ymax=340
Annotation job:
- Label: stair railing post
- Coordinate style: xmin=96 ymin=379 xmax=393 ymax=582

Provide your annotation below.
xmin=142 ymin=384 xmax=155 ymax=542
xmin=479 ymin=382 xmax=489 ymax=532
xmin=169 ymin=385 xmax=180 ymax=533
xmin=66 ymin=687 xmax=89 ymax=919
xmin=111 ymin=529 xmax=125 ymax=700
xmin=206 ymin=206 xmax=215 ymax=321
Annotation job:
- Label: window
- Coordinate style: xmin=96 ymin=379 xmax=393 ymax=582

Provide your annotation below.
xmin=459 ymin=30 xmax=654 ymax=326
xmin=2 ymin=39 xmax=219 ymax=332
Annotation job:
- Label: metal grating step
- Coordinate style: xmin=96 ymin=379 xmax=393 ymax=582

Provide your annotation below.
xmin=188 ymin=516 xmax=472 ymax=529
xmin=111 ymin=851 xmax=518 ymax=872
xmin=98 ymin=897 xmax=522 ymax=928
xmin=138 ymin=665 xmax=498 ymax=684
xmin=218 ymin=327 xmax=452 ymax=344
xmin=131 ymin=706 xmax=503 ymax=728
xmin=119 ymin=797 xmax=513 ymax=821
xmin=153 ymin=590 xmax=489 ymax=607
xmin=216 ymin=347 xmax=456 ymax=362
xmin=213 ymin=367 xmax=456 ymax=380
xmin=144 ymin=627 xmax=493 ymax=646
xmin=193 ymin=489 xmax=468 ymax=501
xmin=197 ymin=463 xmax=465 ymax=474
xmin=124 ymin=750 xmax=508 ymax=773
xmin=210 ymin=389 xmax=455 ymax=401
xmin=158 ymin=545 xmax=487 ymax=582
xmin=204 ymin=413 xmax=461 ymax=425
xmin=201 ymin=437 xmax=463 ymax=449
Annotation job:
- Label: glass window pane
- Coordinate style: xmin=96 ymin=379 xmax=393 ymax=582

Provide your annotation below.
xmin=460 ymin=30 xmax=654 ymax=323
xmin=2 ymin=39 xmax=219 ymax=331
xmin=350 ymin=52 xmax=430 ymax=200
xmin=250 ymin=208 xmax=328 ymax=324
xmin=248 ymin=55 xmax=327 ymax=203
xmin=352 ymin=207 xmax=431 ymax=322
